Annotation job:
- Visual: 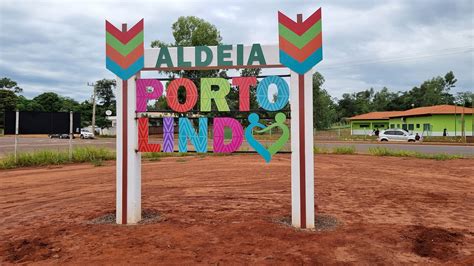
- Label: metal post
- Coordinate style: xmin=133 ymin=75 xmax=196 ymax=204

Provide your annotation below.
xmin=88 ymin=82 xmax=97 ymax=136
xmin=461 ymin=104 xmax=465 ymax=142
xmin=14 ymin=110 xmax=19 ymax=163
xmin=92 ymin=86 xmax=97 ymax=136
xmin=454 ymin=104 xmax=457 ymax=137
xmin=69 ymin=111 xmax=73 ymax=160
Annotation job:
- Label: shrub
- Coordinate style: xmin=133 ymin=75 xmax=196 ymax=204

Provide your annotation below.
xmin=332 ymin=146 xmax=356 ymax=154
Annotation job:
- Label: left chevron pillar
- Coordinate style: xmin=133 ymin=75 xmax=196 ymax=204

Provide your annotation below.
xmin=106 ymin=20 xmax=144 ymax=224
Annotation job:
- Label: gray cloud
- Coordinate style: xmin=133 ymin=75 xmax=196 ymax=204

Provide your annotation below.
xmin=0 ymin=0 xmax=472 ymax=102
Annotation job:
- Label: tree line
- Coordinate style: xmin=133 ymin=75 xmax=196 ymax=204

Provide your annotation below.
xmin=0 ymin=78 xmax=116 ymax=128
xmin=313 ymin=70 xmax=473 ymax=129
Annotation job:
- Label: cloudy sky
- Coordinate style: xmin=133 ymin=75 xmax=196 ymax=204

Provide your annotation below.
xmin=0 ymin=0 xmax=473 ymax=102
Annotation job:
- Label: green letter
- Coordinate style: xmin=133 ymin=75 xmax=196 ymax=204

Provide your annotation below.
xmin=195 ymin=46 xmax=213 ymax=67
xmin=177 ymin=46 xmax=191 ymax=67
xmin=156 ymin=47 xmax=173 ymax=68
xmin=217 ymin=45 xmax=233 ymax=67
xmin=247 ymin=43 xmax=266 ymax=66
xmin=236 ymin=44 xmax=244 ymax=66
xmin=200 ymin=78 xmax=230 ymax=112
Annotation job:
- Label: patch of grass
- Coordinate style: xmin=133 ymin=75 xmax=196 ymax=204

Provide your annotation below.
xmin=0 ymin=147 xmax=115 ymax=169
xmin=332 ymin=146 xmax=356 ymax=154
xmin=422 ymin=136 xmax=466 ymax=143
xmin=72 ymin=147 xmax=115 ymax=162
xmin=92 ymin=159 xmax=104 ymax=167
xmin=314 ymin=146 xmax=329 ymax=154
xmin=368 ymin=147 xmax=464 ymax=160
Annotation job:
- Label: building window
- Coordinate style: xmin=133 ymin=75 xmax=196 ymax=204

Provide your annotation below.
xmin=402 ymin=124 xmax=407 ymax=130
xmin=408 ymin=124 xmax=414 ymax=130
xmin=423 ymin=124 xmax=431 ymax=131
xmin=390 ymin=124 xmax=395 ymax=129
xmin=416 ymin=124 xmax=420 ymax=128
xmin=359 ymin=124 xmax=370 ymax=128
xmin=397 ymin=124 xmax=400 ymax=128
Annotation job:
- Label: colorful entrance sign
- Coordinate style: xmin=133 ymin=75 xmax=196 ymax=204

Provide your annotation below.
xmin=105 ymin=8 xmax=323 ymax=228
xmin=135 ymin=76 xmax=290 ymax=155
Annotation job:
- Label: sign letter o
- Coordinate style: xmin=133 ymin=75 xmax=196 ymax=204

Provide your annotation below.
xmin=256 ymin=76 xmax=289 ymax=111
xmin=166 ymin=78 xmax=198 ymax=112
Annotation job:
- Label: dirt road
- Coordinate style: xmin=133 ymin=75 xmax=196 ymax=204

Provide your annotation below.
xmin=1 ymin=154 xmax=473 ymax=264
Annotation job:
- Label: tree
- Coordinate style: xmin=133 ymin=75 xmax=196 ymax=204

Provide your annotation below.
xmin=312 ymin=72 xmax=337 ymax=129
xmin=59 ymin=97 xmax=80 ymax=112
xmin=16 ymin=95 xmax=44 ymax=111
xmin=399 ymin=72 xmax=455 ymax=109
xmin=444 ymin=71 xmax=457 ymax=91
xmin=33 ymin=92 xmax=62 ymax=112
xmin=0 ymin=90 xmax=18 ymax=111
xmin=151 ymin=16 xmax=224 ymax=108
xmin=0 ymin=78 xmax=21 ymax=128
xmin=336 ymin=89 xmax=374 ymax=119
xmin=0 ymin=77 xmax=22 ymax=93
xmin=79 ymin=100 xmax=93 ymax=128
xmin=455 ymin=91 xmax=473 ymax=107
xmin=95 ymin=79 xmax=116 ymax=107
xmin=372 ymin=87 xmax=399 ymax=111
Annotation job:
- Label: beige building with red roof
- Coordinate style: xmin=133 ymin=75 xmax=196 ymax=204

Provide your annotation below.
xmin=348 ymin=105 xmax=473 ymax=136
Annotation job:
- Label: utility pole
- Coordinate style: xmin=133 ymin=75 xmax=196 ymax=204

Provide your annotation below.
xmin=454 ymin=104 xmax=457 ymax=137
xmin=69 ymin=111 xmax=73 ymax=160
xmin=87 ymin=82 xmax=96 ymax=136
xmin=14 ymin=110 xmax=19 ymax=163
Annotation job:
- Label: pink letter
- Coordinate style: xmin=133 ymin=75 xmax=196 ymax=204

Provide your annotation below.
xmin=136 ymin=79 xmax=164 ymax=112
xmin=213 ymin=117 xmax=243 ymax=153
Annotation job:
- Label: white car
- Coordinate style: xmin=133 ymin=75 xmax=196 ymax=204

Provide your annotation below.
xmin=80 ymin=129 xmax=95 ymax=139
xmin=378 ymin=129 xmax=416 ymax=142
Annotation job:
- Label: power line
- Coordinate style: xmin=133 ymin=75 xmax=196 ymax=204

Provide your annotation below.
xmin=319 ymin=46 xmax=474 ymax=70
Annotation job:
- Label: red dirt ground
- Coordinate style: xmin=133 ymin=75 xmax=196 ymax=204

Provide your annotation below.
xmin=1 ymin=154 xmax=473 ymax=264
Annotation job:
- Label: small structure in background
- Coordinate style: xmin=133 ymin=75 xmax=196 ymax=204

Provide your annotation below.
xmin=3 ymin=111 xmax=81 ymax=135
xmin=349 ymin=105 xmax=473 ymax=138
xmin=348 ymin=111 xmax=403 ymax=135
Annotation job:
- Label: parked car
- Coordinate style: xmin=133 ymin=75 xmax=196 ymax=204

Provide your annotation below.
xmin=378 ymin=129 xmax=416 ymax=142
xmin=80 ymin=129 xmax=95 ymax=139
xmin=49 ymin=133 xmax=74 ymax=139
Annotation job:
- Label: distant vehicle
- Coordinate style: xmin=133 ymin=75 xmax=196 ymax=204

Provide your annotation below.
xmin=378 ymin=129 xmax=416 ymax=142
xmin=49 ymin=133 xmax=74 ymax=139
xmin=80 ymin=129 xmax=95 ymax=139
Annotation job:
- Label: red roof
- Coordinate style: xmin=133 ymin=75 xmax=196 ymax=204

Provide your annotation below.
xmin=389 ymin=105 xmax=473 ymax=118
xmin=348 ymin=111 xmax=404 ymax=120
xmin=349 ymin=105 xmax=473 ymax=120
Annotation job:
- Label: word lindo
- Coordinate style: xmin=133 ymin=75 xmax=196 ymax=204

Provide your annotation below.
xmin=136 ymin=75 xmax=290 ymax=162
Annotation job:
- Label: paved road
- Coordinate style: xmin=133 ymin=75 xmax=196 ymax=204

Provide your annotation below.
xmin=0 ymin=136 xmax=472 ymax=157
